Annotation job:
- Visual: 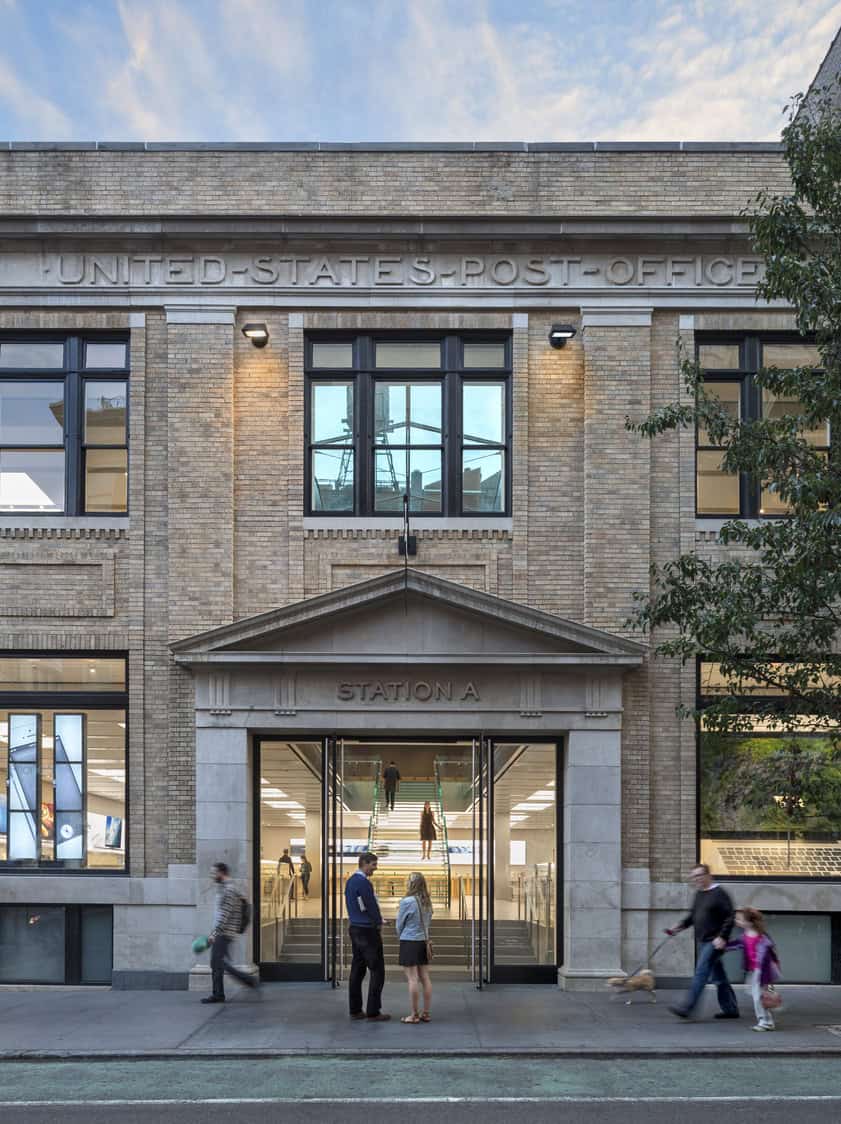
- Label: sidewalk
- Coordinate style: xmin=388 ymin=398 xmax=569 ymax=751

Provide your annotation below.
xmin=0 ymin=983 xmax=840 ymax=1057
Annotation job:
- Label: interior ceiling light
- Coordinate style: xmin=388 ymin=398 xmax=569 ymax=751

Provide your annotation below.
xmin=513 ymin=802 xmax=551 ymax=811
xmin=529 ymin=790 xmax=555 ymax=800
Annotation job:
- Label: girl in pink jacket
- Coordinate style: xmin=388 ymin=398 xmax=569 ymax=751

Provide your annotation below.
xmin=727 ymin=907 xmax=781 ymax=1031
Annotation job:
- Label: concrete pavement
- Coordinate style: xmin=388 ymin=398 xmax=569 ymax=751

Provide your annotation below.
xmin=0 ymin=982 xmax=839 ymax=1056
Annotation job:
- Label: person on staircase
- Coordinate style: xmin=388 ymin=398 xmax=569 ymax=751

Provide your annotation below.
xmin=397 ymin=871 xmax=434 ymax=1024
xmin=383 ymin=761 xmax=401 ymax=812
xmin=420 ymin=801 xmax=441 ymax=860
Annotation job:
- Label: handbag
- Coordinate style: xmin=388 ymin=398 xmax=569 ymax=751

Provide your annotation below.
xmin=761 ymin=986 xmax=783 ymax=1010
xmin=421 ymin=907 xmax=434 ymax=963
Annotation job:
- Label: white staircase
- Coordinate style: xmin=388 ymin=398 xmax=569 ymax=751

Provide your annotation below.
xmin=368 ymin=779 xmax=450 ymax=904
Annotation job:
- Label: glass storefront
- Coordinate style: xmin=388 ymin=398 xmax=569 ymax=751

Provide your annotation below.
xmin=256 ymin=736 xmax=559 ymax=984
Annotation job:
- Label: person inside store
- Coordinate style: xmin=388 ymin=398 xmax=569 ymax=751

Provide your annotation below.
xmin=420 ymin=801 xmax=440 ymax=860
xmin=383 ymin=760 xmax=401 ymax=812
xmin=299 ymin=851 xmax=313 ymax=898
xmin=277 ymin=848 xmax=296 ymax=897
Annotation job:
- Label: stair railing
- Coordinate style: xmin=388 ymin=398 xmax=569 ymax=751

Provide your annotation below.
xmin=271 ymin=873 xmax=297 ymax=960
xmin=433 ymin=757 xmax=452 ymax=907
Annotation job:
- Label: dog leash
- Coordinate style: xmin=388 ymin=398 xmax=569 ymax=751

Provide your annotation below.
xmin=625 ymin=932 xmax=674 ymax=980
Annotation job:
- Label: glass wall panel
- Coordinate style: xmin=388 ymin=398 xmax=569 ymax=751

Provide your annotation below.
xmin=761 ymin=388 xmax=829 ymax=447
xmin=696 ymin=450 xmax=740 ymax=514
xmin=375 ymin=341 xmax=441 ymax=369
xmin=311 ymin=382 xmax=353 ymax=444
xmin=700 ymin=726 xmax=841 ymax=878
xmin=0 ymin=657 xmax=126 ymax=692
xmin=374 ymin=382 xmax=442 ymax=444
xmin=492 ymin=743 xmax=556 ymax=967
xmin=85 ymin=381 xmax=127 ymax=444
xmin=85 ymin=448 xmax=128 ymax=513
xmin=0 ymin=906 xmax=66 ymax=982
xmin=463 ymin=342 xmax=506 ymax=369
xmin=258 ymin=742 xmax=322 ymax=968
xmin=374 ymin=449 xmax=442 ymax=512
xmin=763 ymin=343 xmax=822 ymax=369
xmin=463 ymin=382 xmax=505 ymax=445
xmin=311 ymin=342 xmax=353 ymax=369
xmin=697 ymin=381 xmax=740 ymax=445
xmin=84 ymin=343 xmax=127 ymax=369
xmin=311 ymin=448 xmax=354 ymax=512
xmin=462 ymin=448 xmax=504 ymax=512
xmin=0 ymin=342 xmax=64 ymax=369
xmin=0 ymin=449 xmax=64 ymax=511
xmin=81 ymin=905 xmax=114 ymax=983
xmin=698 ymin=344 xmax=740 ymax=369
xmin=0 ymin=382 xmax=64 ymax=443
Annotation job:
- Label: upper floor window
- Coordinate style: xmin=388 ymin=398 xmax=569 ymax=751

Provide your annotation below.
xmin=305 ymin=334 xmax=511 ymax=516
xmin=0 ymin=337 xmax=129 ymax=516
xmin=695 ymin=336 xmax=828 ymax=518
xmin=0 ymin=655 xmax=127 ymax=871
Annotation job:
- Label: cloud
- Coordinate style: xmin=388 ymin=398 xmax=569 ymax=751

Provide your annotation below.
xmin=0 ymin=54 xmax=72 ymax=136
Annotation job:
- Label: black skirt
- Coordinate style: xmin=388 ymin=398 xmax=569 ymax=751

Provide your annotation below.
xmin=399 ymin=939 xmax=429 ymax=967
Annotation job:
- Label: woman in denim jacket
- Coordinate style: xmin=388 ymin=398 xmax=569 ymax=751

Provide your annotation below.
xmin=727 ymin=907 xmax=781 ymax=1031
xmin=396 ymin=872 xmax=433 ymax=1024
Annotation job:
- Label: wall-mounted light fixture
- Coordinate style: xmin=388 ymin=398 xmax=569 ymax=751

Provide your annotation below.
xmin=548 ymin=324 xmax=577 ymax=349
xmin=242 ymin=322 xmax=269 ymax=348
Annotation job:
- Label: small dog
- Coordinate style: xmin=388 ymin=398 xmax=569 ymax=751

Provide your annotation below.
xmin=606 ymin=968 xmax=657 ymax=1004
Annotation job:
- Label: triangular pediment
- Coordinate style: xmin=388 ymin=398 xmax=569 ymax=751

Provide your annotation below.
xmin=172 ymin=570 xmax=645 ymax=667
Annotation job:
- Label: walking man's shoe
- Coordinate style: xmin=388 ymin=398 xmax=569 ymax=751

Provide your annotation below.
xmin=201 ymin=996 xmax=224 ymax=1004
xmin=367 ymin=1012 xmax=391 ymax=1021
xmin=668 ymin=1005 xmax=689 ymax=1018
xmin=714 ymin=1011 xmax=740 ymax=1019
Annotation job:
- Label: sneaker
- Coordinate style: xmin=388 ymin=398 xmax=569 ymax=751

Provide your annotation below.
xmin=752 ymin=1024 xmax=775 ymax=1031
xmin=714 ymin=1012 xmax=740 ymax=1019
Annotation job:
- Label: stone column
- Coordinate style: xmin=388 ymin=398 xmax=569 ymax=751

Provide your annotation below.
xmin=559 ymin=728 xmax=623 ymax=990
xmin=190 ymin=725 xmax=255 ymax=988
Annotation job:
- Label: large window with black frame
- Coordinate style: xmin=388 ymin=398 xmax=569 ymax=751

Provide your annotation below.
xmin=695 ymin=336 xmax=828 ymax=517
xmin=305 ymin=334 xmax=511 ymax=516
xmin=698 ymin=660 xmax=841 ymax=880
xmin=0 ymin=655 xmax=127 ymax=869
xmin=0 ymin=336 xmax=129 ymax=515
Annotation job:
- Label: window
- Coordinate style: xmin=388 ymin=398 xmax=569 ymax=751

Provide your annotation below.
xmin=306 ymin=335 xmax=511 ymax=516
xmin=0 ymin=337 xmax=128 ymax=515
xmin=0 ymin=905 xmax=113 ymax=984
xmin=695 ymin=336 xmax=826 ymax=517
xmin=0 ymin=656 xmax=127 ymax=870
xmin=698 ymin=660 xmax=841 ymax=879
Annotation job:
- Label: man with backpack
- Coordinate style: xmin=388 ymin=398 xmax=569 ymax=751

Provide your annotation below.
xmin=202 ymin=861 xmax=257 ymax=1003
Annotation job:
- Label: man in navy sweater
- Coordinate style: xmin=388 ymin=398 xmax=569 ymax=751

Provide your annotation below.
xmin=345 ymin=852 xmax=390 ymax=1021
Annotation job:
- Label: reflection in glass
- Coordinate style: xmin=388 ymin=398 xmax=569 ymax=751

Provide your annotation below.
xmin=311 ymin=382 xmax=353 ymax=444
xmin=0 ymin=342 xmax=64 ymax=369
xmin=761 ymin=389 xmax=829 ymax=447
xmin=763 ymin=343 xmax=822 ymax=369
xmin=698 ymin=344 xmax=740 ymax=369
xmin=696 ymin=450 xmax=739 ymax=515
xmin=463 ymin=342 xmax=506 ymax=369
xmin=0 ymin=382 xmax=64 ymax=443
xmin=700 ymin=727 xmax=841 ymax=879
xmin=0 ymin=907 xmax=66 ymax=982
xmin=374 ymin=449 xmax=442 ymax=512
xmin=375 ymin=341 xmax=441 ymax=369
xmin=311 ymin=342 xmax=353 ymax=369
xmin=0 ymin=450 xmax=64 ymax=511
xmin=85 ymin=448 xmax=128 ymax=513
xmin=8 ymin=715 xmax=37 ymax=861
xmin=697 ymin=381 xmax=740 ymax=445
xmin=84 ymin=343 xmax=127 ymax=369
xmin=311 ymin=448 xmax=354 ymax=511
xmin=462 ymin=449 xmax=504 ymax=512
xmin=374 ymin=382 xmax=442 ymax=445
xmin=85 ymin=381 xmax=127 ymax=444
xmin=463 ymin=382 xmax=505 ymax=445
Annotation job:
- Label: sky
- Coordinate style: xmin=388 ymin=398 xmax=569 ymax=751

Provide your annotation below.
xmin=0 ymin=0 xmax=839 ymax=142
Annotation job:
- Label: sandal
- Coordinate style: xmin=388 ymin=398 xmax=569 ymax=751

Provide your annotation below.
xmin=419 ymin=1012 xmax=431 ymax=1022
xmin=401 ymin=1014 xmax=421 ymax=1024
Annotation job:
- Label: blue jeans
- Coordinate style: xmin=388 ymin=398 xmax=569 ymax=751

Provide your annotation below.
xmin=681 ymin=940 xmax=739 ymax=1016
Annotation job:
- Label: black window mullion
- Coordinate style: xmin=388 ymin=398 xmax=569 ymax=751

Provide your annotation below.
xmin=65 ymin=372 xmax=82 ymax=516
xmin=448 ymin=374 xmax=461 ymax=515
xmin=359 ymin=371 xmax=371 ymax=515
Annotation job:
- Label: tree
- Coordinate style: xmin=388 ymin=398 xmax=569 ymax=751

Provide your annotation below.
xmin=627 ymin=77 xmax=841 ymax=739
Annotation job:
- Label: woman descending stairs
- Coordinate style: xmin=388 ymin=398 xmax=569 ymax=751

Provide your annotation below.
xmin=368 ymin=779 xmax=450 ymax=904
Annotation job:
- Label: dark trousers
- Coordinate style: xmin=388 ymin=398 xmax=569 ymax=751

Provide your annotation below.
xmin=681 ymin=940 xmax=739 ymax=1016
xmin=210 ymin=935 xmax=252 ymax=999
xmin=301 ymin=873 xmax=310 ymax=897
xmin=348 ymin=925 xmax=385 ymax=1016
xmin=385 ymin=786 xmax=396 ymax=810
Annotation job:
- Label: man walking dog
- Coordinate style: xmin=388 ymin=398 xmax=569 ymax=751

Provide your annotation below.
xmin=666 ymin=863 xmax=738 ymax=1020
